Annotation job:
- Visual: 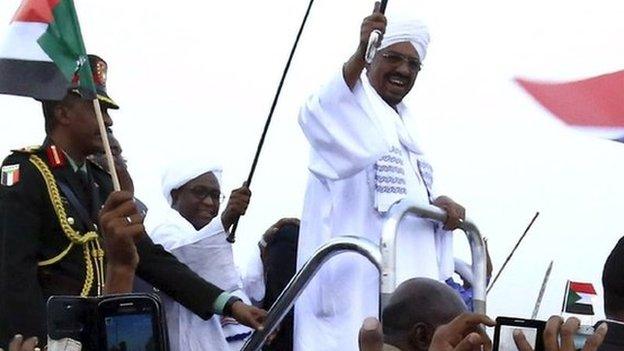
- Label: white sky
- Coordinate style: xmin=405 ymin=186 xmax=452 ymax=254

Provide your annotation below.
xmin=1 ymin=0 xmax=623 ymax=324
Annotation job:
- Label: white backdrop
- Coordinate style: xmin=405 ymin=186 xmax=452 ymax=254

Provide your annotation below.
xmin=1 ymin=0 xmax=623 ymax=323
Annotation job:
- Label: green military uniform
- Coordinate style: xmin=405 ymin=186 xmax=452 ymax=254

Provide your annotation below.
xmin=0 ymin=56 xmax=231 ymax=348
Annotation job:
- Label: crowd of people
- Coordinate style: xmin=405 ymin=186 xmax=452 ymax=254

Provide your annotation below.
xmin=0 ymin=2 xmax=622 ymax=351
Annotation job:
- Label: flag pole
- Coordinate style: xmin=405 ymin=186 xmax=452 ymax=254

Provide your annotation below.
xmin=487 ymin=211 xmax=540 ymax=294
xmin=92 ymin=98 xmax=121 ymax=191
xmin=561 ymin=280 xmax=571 ymax=314
xmin=226 ymin=0 xmax=318 ymax=243
xmin=531 ymin=260 xmax=554 ymax=319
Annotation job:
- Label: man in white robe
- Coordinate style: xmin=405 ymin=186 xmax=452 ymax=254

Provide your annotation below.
xmin=145 ymin=160 xmax=255 ymax=351
xmin=294 ymin=4 xmax=467 ymax=351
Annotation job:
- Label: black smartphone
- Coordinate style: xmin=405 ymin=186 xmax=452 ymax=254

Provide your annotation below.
xmin=493 ymin=317 xmax=546 ymax=351
xmin=98 ymin=294 xmax=168 ymax=351
xmin=47 ymin=296 xmax=99 ymax=350
xmin=48 ymin=294 xmax=168 ymax=351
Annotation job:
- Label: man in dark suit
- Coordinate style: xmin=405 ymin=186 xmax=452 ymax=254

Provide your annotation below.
xmin=0 ymin=55 xmax=266 ymax=348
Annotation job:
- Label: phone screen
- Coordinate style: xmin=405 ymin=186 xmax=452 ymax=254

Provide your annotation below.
xmin=497 ymin=325 xmax=539 ymax=351
xmin=104 ymin=313 xmax=157 ymax=351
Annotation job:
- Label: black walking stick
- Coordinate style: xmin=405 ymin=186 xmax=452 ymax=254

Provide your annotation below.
xmin=226 ymin=0 xmax=317 ymax=243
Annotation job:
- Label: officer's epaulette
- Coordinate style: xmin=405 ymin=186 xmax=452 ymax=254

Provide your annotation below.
xmin=12 ymin=145 xmax=67 ymax=169
xmin=10 ymin=145 xmax=41 ymax=154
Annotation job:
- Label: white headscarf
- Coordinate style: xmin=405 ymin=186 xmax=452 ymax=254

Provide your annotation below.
xmin=379 ymin=17 xmax=430 ymax=62
xmin=161 ymin=158 xmax=223 ymax=205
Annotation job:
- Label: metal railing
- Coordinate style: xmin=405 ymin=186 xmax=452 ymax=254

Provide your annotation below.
xmin=242 ymin=200 xmax=487 ymax=351
xmin=381 ymin=199 xmax=487 ymax=314
xmin=241 ymin=236 xmax=382 ymax=351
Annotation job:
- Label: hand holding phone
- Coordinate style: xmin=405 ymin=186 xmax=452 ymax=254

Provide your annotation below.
xmin=47 ymin=294 xmax=169 ymax=351
xmin=493 ymin=317 xmax=546 ymax=351
xmin=497 ymin=316 xmax=608 ymax=351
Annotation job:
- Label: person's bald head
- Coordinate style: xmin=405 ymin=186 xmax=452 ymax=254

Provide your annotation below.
xmin=382 ymin=278 xmax=467 ymax=351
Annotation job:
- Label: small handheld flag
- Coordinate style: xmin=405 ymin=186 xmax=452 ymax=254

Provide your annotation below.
xmin=562 ymin=280 xmax=597 ymax=316
xmin=0 ymin=0 xmax=121 ymax=192
xmin=0 ymin=0 xmax=95 ymax=100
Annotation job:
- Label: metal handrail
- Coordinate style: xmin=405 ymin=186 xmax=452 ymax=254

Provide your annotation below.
xmin=242 ymin=200 xmax=487 ymax=351
xmin=241 ymin=236 xmax=382 ymax=351
xmin=381 ymin=199 xmax=487 ymax=314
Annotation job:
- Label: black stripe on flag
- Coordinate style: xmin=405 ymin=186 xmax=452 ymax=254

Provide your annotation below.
xmin=0 ymin=58 xmax=70 ymax=101
xmin=565 ymin=302 xmax=594 ymax=315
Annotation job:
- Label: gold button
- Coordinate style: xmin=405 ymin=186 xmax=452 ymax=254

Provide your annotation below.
xmin=67 ymin=217 xmax=75 ymax=225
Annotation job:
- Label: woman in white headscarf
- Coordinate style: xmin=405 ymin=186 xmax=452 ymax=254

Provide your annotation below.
xmin=145 ymin=159 xmax=253 ymax=351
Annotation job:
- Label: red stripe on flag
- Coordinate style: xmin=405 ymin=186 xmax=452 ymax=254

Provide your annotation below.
xmin=516 ymin=70 xmax=624 ymax=127
xmin=569 ymin=281 xmax=597 ymax=295
xmin=11 ymin=0 xmax=60 ymax=23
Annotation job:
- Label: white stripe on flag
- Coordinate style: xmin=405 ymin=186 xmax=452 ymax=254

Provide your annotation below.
xmin=0 ymin=22 xmax=52 ymax=61
xmin=576 ymin=292 xmax=595 ymax=305
xmin=573 ymin=126 xmax=624 ymax=139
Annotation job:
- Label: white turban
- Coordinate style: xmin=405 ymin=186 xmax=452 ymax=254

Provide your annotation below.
xmin=161 ymin=158 xmax=223 ymax=205
xmin=379 ymin=17 xmax=430 ymax=62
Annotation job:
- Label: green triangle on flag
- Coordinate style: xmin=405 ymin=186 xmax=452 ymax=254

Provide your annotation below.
xmin=37 ymin=0 xmax=95 ymax=98
xmin=566 ymin=290 xmax=582 ymax=305
xmin=0 ymin=0 xmax=95 ymax=101
xmin=563 ymin=280 xmax=595 ymax=315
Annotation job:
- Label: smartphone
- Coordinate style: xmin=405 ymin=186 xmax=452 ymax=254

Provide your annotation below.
xmin=98 ymin=294 xmax=168 ymax=351
xmin=48 ymin=294 xmax=168 ymax=351
xmin=493 ymin=317 xmax=546 ymax=351
xmin=47 ymin=296 xmax=98 ymax=350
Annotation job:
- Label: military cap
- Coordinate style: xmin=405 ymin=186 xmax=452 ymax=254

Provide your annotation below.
xmin=71 ymin=54 xmax=119 ymax=109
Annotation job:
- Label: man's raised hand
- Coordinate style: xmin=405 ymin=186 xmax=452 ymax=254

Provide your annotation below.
xmin=99 ymin=190 xmax=145 ymax=293
xmin=344 ymin=1 xmax=387 ymax=89
xmin=221 ymin=182 xmax=252 ymax=230
xmin=358 ymin=2 xmax=387 ymax=56
xmin=429 ymin=313 xmax=495 ymax=351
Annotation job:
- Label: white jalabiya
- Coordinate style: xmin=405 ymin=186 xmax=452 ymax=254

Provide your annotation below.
xmin=294 ymin=71 xmax=454 ymax=351
xmin=146 ymin=165 xmax=252 ymax=351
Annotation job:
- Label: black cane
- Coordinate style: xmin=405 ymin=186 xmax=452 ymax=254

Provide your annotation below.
xmin=227 ymin=0 xmax=317 ymax=243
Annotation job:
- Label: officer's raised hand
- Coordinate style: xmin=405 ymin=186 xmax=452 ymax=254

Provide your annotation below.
xmin=221 ymin=182 xmax=251 ymax=230
xmin=99 ymin=190 xmax=145 ymax=293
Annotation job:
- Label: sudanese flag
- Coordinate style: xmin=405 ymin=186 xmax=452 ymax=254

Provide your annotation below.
xmin=516 ymin=70 xmax=624 ymax=142
xmin=563 ymin=281 xmax=597 ymax=316
xmin=0 ymin=0 xmax=95 ymax=101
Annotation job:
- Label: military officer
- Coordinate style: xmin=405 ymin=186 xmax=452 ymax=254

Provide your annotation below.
xmin=0 ymin=55 xmax=266 ymax=348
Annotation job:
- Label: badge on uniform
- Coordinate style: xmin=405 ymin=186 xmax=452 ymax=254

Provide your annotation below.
xmin=46 ymin=145 xmax=66 ymax=168
xmin=1 ymin=164 xmax=20 ymax=186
